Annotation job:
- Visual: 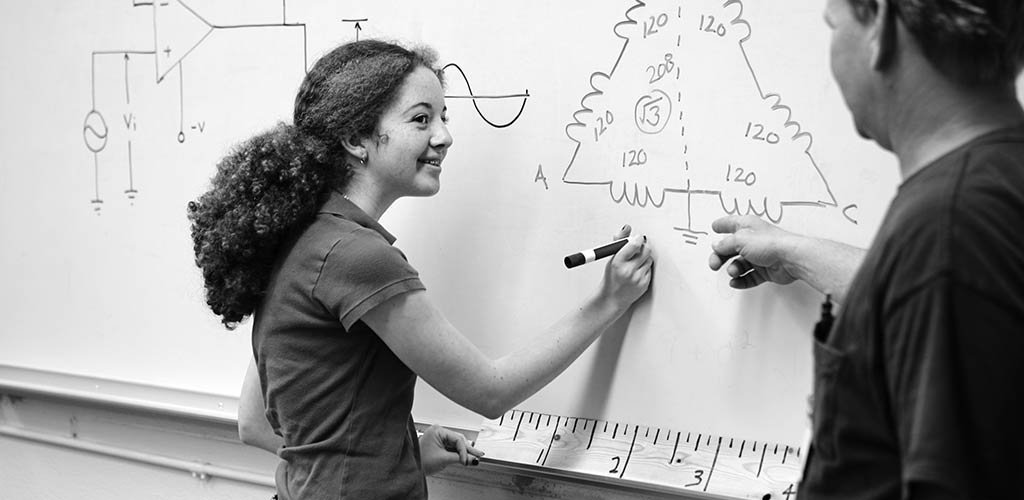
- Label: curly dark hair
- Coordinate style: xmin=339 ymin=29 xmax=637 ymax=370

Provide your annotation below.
xmin=188 ymin=40 xmax=441 ymax=328
xmin=847 ymin=0 xmax=1024 ymax=84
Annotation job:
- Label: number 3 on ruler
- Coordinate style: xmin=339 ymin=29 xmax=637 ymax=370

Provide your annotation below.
xmin=684 ymin=469 xmax=704 ymax=487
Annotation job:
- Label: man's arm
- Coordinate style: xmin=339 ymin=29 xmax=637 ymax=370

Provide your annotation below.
xmin=708 ymin=215 xmax=865 ymax=304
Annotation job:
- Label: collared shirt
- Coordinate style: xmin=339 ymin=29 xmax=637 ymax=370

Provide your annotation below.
xmin=800 ymin=126 xmax=1024 ymax=499
xmin=253 ymin=190 xmax=427 ymax=500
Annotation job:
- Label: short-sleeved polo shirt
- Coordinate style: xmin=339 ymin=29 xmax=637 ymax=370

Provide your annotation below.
xmin=252 ymin=190 xmax=427 ymax=500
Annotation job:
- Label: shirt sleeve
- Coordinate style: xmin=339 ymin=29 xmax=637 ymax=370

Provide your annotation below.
xmin=312 ymin=228 xmax=425 ymax=330
xmin=883 ymin=276 xmax=1024 ymax=499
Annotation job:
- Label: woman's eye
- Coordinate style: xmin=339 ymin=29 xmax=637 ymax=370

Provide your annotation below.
xmin=413 ymin=115 xmax=429 ymax=124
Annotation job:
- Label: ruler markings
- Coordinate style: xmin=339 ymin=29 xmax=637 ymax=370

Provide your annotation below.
xmin=618 ymin=425 xmax=639 ymax=479
xmin=513 ymin=411 xmax=525 ymax=441
xmin=668 ymin=431 xmax=681 ymax=464
xmin=478 ymin=409 xmax=802 ymax=499
xmin=540 ymin=416 xmax=561 ymax=466
xmin=703 ymin=436 xmax=722 ymax=492
xmin=757 ymin=444 xmax=767 ymax=478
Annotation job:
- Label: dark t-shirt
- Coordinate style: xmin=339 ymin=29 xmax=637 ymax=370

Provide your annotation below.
xmin=252 ymin=190 xmax=428 ymax=500
xmin=800 ymin=126 xmax=1024 ymax=500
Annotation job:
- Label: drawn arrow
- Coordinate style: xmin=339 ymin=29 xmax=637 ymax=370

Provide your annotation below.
xmin=124 ymin=53 xmax=130 ymax=104
xmin=354 ymin=22 xmax=362 ymax=41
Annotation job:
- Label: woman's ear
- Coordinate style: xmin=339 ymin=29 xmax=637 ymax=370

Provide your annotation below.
xmin=340 ymin=135 xmax=368 ymax=166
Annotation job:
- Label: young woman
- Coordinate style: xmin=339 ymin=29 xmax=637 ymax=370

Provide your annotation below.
xmin=188 ymin=40 xmax=653 ymax=500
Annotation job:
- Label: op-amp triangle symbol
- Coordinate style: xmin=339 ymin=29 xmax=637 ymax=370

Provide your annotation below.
xmin=152 ymin=0 xmax=214 ymax=83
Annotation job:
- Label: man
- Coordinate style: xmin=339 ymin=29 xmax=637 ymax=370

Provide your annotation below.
xmin=709 ymin=1 xmax=1024 ymax=499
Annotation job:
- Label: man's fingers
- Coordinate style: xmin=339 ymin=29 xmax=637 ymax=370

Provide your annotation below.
xmin=711 ymin=215 xmax=743 ymax=234
xmin=729 ymin=268 xmax=767 ymax=289
xmin=709 ymin=234 xmax=742 ymax=271
xmin=726 ymin=258 xmax=754 ymax=279
xmin=712 ymin=214 xmax=766 ymax=235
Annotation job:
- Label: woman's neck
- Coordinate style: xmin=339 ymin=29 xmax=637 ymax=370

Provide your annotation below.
xmin=341 ymin=180 xmax=394 ymax=221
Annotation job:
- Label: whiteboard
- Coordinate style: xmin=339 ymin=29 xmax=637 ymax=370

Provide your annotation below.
xmin=4 ymin=0 xmax=1016 ymax=444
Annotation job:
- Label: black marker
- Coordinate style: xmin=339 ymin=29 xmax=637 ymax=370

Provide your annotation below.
xmin=564 ymin=238 xmax=629 ymax=269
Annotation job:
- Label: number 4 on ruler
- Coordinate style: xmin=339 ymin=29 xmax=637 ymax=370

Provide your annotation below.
xmin=476 ymin=409 xmax=803 ymax=500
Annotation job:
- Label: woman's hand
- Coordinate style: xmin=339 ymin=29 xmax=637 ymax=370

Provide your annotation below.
xmin=418 ymin=425 xmax=485 ymax=475
xmin=600 ymin=225 xmax=654 ymax=309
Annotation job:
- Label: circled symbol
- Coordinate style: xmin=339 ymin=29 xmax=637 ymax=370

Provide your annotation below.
xmin=634 ymin=89 xmax=671 ymax=134
xmin=83 ymin=110 xmax=108 ymax=153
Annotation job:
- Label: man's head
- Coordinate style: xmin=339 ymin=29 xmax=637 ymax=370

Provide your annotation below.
xmin=824 ymin=0 xmax=1024 ymax=145
xmin=846 ymin=0 xmax=1024 ymax=85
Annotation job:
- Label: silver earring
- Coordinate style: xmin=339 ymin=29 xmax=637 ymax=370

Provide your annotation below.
xmin=359 ymin=155 xmax=367 ymax=165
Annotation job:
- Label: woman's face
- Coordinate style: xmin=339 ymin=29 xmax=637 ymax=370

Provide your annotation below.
xmin=367 ymin=66 xmax=453 ymax=199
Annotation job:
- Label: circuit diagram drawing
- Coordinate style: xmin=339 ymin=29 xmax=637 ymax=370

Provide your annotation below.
xmin=81 ymin=1 xmax=530 ymax=213
xmin=442 ymin=62 xmax=530 ymax=129
xmin=83 ymin=0 xmax=308 ymax=213
xmin=564 ymin=0 xmax=858 ymax=244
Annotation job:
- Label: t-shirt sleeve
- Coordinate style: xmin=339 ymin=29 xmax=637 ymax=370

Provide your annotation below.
xmin=883 ymin=276 xmax=1024 ymax=499
xmin=312 ymin=228 xmax=425 ymax=330
xmin=883 ymin=275 xmax=965 ymax=495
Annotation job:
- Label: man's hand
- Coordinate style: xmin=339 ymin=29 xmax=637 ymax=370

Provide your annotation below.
xmin=709 ymin=215 xmax=800 ymax=289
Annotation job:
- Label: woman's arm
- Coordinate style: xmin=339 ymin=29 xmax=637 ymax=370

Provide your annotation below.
xmin=237 ymin=357 xmax=285 ymax=454
xmin=362 ymin=230 xmax=653 ymax=419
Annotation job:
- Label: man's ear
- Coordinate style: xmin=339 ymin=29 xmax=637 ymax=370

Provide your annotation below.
xmin=869 ymin=0 xmax=898 ymax=71
xmin=340 ymin=135 xmax=368 ymax=164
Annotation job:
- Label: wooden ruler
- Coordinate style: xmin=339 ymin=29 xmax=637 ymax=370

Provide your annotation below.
xmin=476 ymin=409 xmax=803 ymax=500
